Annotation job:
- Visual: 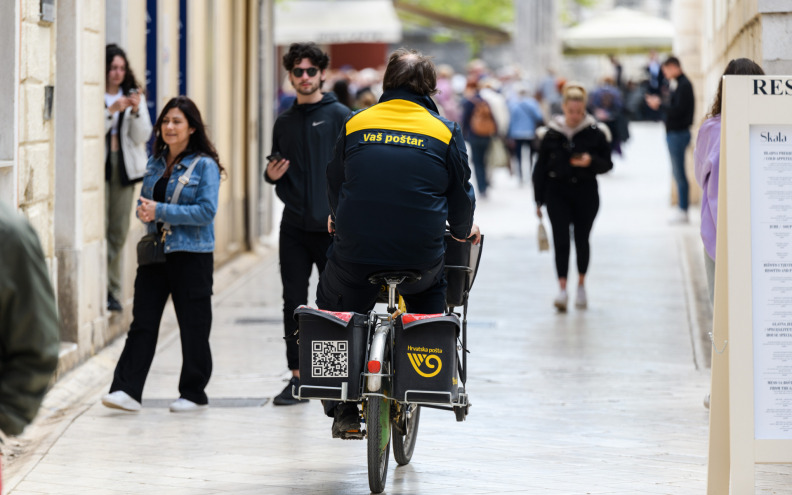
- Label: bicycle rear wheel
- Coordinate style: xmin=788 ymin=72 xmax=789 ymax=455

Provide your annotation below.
xmin=366 ymin=394 xmax=391 ymax=493
xmin=392 ymin=403 xmax=421 ymax=465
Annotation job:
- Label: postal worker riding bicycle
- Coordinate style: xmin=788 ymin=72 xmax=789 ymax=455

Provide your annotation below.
xmin=316 ymin=48 xmax=482 ymax=438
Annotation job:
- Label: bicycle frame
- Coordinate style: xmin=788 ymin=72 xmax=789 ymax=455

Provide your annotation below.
xmin=364 ymin=313 xmax=392 ymax=394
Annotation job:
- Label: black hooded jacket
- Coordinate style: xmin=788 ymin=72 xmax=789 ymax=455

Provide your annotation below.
xmin=532 ymin=114 xmax=613 ymax=207
xmin=267 ymin=92 xmax=350 ymax=232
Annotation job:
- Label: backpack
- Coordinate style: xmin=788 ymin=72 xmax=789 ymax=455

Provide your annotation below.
xmin=470 ymin=99 xmax=497 ymax=137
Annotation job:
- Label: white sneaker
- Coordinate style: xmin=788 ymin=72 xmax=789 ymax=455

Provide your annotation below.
xmin=669 ymin=209 xmax=689 ymax=224
xmin=101 ymin=391 xmax=142 ymax=412
xmin=575 ymin=286 xmax=587 ymax=309
xmin=169 ymin=398 xmax=208 ymax=413
xmin=553 ymin=289 xmax=568 ymax=312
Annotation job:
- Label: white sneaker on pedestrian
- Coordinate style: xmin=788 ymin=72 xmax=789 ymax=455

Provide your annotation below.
xmin=669 ymin=209 xmax=689 ymax=224
xmin=575 ymin=286 xmax=588 ymax=309
xmin=169 ymin=398 xmax=208 ymax=413
xmin=554 ymin=289 xmax=568 ymax=312
xmin=101 ymin=391 xmax=141 ymax=412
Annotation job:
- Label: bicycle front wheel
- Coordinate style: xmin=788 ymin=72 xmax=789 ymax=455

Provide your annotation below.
xmin=366 ymin=394 xmax=391 ymax=493
xmin=392 ymin=403 xmax=421 ymax=465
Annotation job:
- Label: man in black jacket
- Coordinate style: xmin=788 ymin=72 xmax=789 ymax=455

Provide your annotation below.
xmin=317 ymin=48 xmax=481 ymax=438
xmin=266 ymin=42 xmax=350 ymax=405
xmin=646 ymin=56 xmax=695 ymax=223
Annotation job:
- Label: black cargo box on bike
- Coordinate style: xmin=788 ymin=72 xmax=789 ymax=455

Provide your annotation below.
xmin=294 ymin=306 xmax=368 ymax=401
xmin=393 ymin=313 xmax=460 ymax=404
xmin=444 ymin=233 xmax=483 ymax=308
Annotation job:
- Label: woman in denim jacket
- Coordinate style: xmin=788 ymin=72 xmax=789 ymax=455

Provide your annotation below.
xmin=102 ymin=96 xmax=224 ymax=413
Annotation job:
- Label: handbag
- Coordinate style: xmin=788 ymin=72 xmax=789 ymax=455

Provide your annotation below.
xmin=136 ymin=156 xmax=201 ymax=266
xmin=136 ymin=232 xmax=166 ymax=266
xmin=537 ymin=221 xmax=550 ymax=252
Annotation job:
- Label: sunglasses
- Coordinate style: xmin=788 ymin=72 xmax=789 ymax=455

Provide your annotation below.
xmin=291 ymin=67 xmax=319 ymax=77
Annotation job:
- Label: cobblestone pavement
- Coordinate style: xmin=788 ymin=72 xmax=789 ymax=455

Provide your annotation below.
xmin=5 ymin=122 xmax=792 ymax=494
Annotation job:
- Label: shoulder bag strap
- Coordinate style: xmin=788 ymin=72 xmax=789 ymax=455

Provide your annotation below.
xmin=161 ymin=155 xmax=202 ymax=235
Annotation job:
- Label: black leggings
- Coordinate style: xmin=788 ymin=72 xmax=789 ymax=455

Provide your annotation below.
xmin=545 ymin=180 xmax=599 ymax=280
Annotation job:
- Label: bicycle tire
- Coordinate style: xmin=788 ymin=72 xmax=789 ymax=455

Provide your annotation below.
xmin=366 ymin=393 xmax=391 ymax=493
xmin=392 ymin=403 xmax=421 ymax=465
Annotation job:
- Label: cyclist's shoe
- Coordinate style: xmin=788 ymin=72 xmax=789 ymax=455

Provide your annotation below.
xmin=273 ymin=377 xmax=308 ymax=406
xmin=553 ymin=289 xmax=568 ymax=312
xmin=332 ymin=403 xmax=363 ymax=439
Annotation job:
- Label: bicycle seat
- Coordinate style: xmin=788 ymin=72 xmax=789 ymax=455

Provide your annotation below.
xmin=367 ymin=270 xmax=422 ymax=286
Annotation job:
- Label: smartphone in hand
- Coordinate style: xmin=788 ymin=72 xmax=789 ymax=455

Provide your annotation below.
xmin=266 ymin=152 xmax=283 ymax=162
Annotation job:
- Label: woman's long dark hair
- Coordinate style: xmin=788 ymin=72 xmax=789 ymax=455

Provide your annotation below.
xmin=707 ymin=58 xmax=765 ymax=118
xmin=105 ymin=44 xmax=141 ymax=95
xmin=153 ymin=96 xmax=225 ymax=175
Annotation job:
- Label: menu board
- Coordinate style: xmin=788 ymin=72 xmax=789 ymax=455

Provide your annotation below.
xmin=750 ymin=124 xmax=792 ymax=439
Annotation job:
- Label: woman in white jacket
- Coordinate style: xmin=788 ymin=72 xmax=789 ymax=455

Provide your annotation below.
xmin=105 ymin=44 xmax=153 ymax=312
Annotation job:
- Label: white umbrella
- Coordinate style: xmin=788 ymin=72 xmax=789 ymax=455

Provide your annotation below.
xmin=561 ymin=7 xmax=674 ymax=55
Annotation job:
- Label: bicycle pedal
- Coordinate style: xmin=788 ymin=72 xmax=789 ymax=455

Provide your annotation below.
xmin=339 ymin=428 xmax=365 ymax=440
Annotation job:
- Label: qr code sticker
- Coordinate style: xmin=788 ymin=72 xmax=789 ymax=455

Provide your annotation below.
xmin=311 ymin=340 xmax=348 ymax=378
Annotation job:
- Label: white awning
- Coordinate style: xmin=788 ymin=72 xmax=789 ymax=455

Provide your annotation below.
xmin=562 ymin=7 xmax=674 ymax=55
xmin=275 ymin=0 xmax=403 ymax=45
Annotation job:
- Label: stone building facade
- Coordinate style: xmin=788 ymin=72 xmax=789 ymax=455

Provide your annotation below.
xmin=692 ymin=0 xmax=791 ymax=116
xmin=5 ymin=0 xmax=275 ymax=377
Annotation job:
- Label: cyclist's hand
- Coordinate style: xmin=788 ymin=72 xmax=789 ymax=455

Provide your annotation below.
xmin=266 ymin=158 xmax=290 ymax=181
xmin=453 ymin=223 xmax=481 ymax=245
xmin=327 ymin=215 xmax=335 ymax=234
xmin=467 ymin=223 xmax=481 ymax=245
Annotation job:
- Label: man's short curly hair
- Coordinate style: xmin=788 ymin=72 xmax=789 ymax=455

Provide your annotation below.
xmin=382 ymin=48 xmax=437 ymax=96
xmin=282 ymin=42 xmax=330 ymax=71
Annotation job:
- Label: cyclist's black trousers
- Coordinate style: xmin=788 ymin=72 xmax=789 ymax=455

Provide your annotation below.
xmin=316 ymin=253 xmax=447 ymax=416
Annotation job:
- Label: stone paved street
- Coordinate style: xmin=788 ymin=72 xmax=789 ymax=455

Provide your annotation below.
xmin=4 ymin=122 xmax=792 ymax=494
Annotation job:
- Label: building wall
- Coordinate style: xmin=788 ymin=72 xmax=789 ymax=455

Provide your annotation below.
xmin=11 ymin=0 xmax=268 ymax=377
xmin=18 ymin=0 xmax=57 ymax=256
xmin=699 ymin=1 xmax=792 ymax=116
xmin=672 ymin=0 xmax=705 ymax=206
xmin=514 ymin=0 xmax=559 ymax=81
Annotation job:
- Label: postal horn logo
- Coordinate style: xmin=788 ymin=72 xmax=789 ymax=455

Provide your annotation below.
xmin=407 ymin=353 xmax=442 ymax=378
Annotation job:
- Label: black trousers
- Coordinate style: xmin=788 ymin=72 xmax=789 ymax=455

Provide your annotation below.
xmin=279 ymin=221 xmax=332 ymax=371
xmin=545 ymin=179 xmax=600 ymax=280
xmin=110 ymin=252 xmax=214 ymax=405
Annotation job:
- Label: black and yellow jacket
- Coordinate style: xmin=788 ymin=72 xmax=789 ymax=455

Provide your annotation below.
xmin=327 ymin=88 xmax=475 ymax=268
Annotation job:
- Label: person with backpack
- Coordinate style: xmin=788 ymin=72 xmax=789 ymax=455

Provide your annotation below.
xmin=461 ymin=81 xmax=497 ymax=198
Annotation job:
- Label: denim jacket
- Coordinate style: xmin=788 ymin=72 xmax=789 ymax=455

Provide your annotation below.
xmin=139 ymin=153 xmax=221 ymax=253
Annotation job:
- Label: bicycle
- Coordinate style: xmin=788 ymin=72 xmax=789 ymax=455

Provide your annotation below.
xmin=293 ymin=235 xmax=482 ymax=494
